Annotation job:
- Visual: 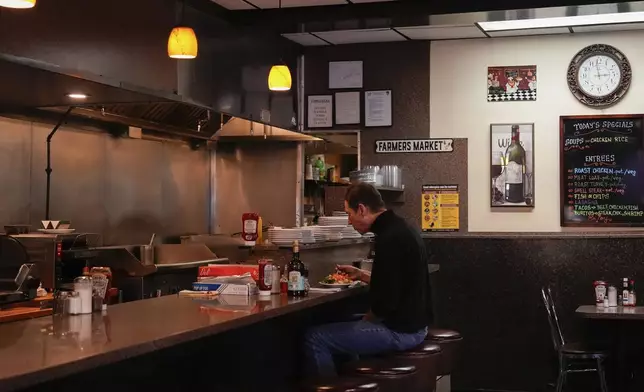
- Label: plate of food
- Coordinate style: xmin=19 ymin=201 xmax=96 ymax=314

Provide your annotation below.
xmin=319 ymin=271 xmax=353 ymax=288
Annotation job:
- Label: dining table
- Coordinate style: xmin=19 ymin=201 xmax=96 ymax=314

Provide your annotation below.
xmin=576 ymin=305 xmax=644 ymax=391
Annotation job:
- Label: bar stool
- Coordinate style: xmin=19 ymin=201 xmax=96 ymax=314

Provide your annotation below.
xmin=342 ymin=360 xmax=419 ymax=392
xmin=391 ymin=341 xmax=442 ymax=391
xmin=301 ymin=378 xmax=380 ymax=392
xmin=425 ymin=328 xmax=463 ymax=376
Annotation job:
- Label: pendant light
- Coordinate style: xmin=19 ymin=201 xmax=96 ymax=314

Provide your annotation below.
xmin=168 ymin=0 xmax=198 ymax=59
xmin=0 ymin=0 xmax=36 ymax=8
xmin=267 ymin=0 xmax=291 ymax=91
xmin=268 ymin=64 xmax=292 ymax=91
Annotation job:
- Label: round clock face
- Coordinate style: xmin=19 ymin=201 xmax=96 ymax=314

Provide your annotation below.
xmin=567 ymin=44 xmax=632 ymax=108
xmin=577 ymin=55 xmax=621 ymax=98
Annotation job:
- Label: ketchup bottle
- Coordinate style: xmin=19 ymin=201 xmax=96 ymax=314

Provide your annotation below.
xmin=241 ymin=212 xmax=260 ymax=246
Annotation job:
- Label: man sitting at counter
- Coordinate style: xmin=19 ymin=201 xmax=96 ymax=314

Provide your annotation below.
xmin=304 ymin=182 xmax=432 ymax=377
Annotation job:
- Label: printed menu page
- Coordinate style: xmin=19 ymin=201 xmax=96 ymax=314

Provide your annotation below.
xmin=561 ymin=115 xmax=644 ymax=227
xmin=422 ymin=185 xmax=459 ymax=232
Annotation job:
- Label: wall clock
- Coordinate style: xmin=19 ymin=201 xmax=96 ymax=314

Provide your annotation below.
xmin=567 ymin=44 xmax=632 ymax=108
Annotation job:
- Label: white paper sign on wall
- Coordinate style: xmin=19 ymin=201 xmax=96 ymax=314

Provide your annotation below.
xmin=307 ymin=95 xmax=333 ymax=128
xmin=365 ymin=90 xmax=392 ymax=127
xmin=329 ymin=61 xmax=363 ymax=89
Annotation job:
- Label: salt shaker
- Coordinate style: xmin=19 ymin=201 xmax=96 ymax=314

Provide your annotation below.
xmin=68 ymin=292 xmax=81 ymax=315
xmin=74 ymin=276 xmax=93 ymax=314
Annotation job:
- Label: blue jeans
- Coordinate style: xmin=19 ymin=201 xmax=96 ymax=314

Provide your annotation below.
xmin=304 ymin=320 xmax=428 ymax=377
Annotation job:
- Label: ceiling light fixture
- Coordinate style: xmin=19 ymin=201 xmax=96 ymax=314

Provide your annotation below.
xmin=0 ymin=0 xmax=36 ymax=9
xmin=168 ymin=26 xmax=198 ymax=59
xmin=67 ymin=93 xmax=88 ymax=99
xmin=168 ymin=0 xmax=198 ymax=59
xmin=478 ymin=11 xmax=644 ymax=32
xmin=268 ymin=65 xmax=292 ymax=92
xmin=267 ymin=0 xmax=291 ymax=92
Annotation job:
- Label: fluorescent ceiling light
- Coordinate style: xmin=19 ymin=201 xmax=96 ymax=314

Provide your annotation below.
xmin=478 ymin=11 xmax=644 ymax=32
xmin=66 ymin=93 xmax=88 ymax=99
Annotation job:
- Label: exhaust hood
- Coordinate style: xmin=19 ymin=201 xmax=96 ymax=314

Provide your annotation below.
xmin=215 ymin=117 xmax=321 ymax=142
xmin=0 ymin=52 xmax=225 ymax=140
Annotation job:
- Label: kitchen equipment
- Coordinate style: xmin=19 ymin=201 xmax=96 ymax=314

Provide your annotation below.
xmin=9 ymin=233 xmax=100 ymax=290
xmin=0 ymin=262 xmax=40 ymax=306
xmin=139 ymin=245 xmax=155 ymax=266
xmin=4 ymin=225 xmax=31 ymax=235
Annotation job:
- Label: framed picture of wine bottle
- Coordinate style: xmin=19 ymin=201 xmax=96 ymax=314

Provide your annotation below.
xmin=490 ymin=123 xmax=535 ymax=208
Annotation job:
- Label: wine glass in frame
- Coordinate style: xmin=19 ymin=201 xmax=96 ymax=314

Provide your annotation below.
xmin=491 ymin=150 xmax=504 ymax=205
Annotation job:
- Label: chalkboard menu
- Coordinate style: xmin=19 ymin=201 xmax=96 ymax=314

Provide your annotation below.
xmin=561 ymin=115 xmax=644 ymax=227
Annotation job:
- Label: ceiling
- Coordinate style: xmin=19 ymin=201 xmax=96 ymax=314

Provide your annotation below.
xmin=211 ymin=0 xmax=395 ymax=10
xmin=275 ymin=2 xmax=644 ymax=45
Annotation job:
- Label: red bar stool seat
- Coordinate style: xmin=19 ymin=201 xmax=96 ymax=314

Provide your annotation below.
xmin=391 ymin=342 xmax=442 ymax=391
xmin=301 ymin=378 xmax=380 ymax=392
xmin=342 ymin=360 xmax=418 ymax=392
xmin=425 ymin=328 xmax=463 ymax=376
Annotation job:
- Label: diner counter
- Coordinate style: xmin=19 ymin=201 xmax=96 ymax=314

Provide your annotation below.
xmin=0 ymin=287 xmax=367 ymax=392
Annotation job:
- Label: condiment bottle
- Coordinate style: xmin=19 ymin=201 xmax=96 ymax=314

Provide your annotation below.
xmin=258 ymin=259 xmax=274 ymax=296
xmin=623 ymin=278 xmax=630 ymax=306
xmin=74 ymin=275 xmax=93 ymax=314
xmin=241 ymin=212 xmax=260 ymax=246
xmin=68 ymin=292 xmax=81 ymax=315
xmin=608 ymin=286 xmax=618 ymax=307
xmin=287 ymin=241 xmax=307 ymax=298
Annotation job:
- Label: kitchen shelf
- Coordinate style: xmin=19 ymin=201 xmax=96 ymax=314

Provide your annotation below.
xmin=304 ymin=180 xmax=404 ymax=193
xmin=375 ymin=186 xmax=404 ymax=192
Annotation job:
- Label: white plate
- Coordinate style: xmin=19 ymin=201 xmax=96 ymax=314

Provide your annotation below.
xmin=319 ymin=282 xmax=352 ymax=288
xmin=38 ymin=228 xmax=75 ymax=234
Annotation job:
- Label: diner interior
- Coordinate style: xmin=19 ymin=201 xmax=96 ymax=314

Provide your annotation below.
xmin=3 ymin=0 xmax=644 ymax=391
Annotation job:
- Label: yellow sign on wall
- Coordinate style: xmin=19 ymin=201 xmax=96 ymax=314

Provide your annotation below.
xmin=421 ymin=185 xmax=460 ymax=232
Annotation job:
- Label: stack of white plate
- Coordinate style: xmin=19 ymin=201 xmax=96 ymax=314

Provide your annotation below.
xmin=363 ymin=232 xmax=375 ymax=238
xmin=268 ymin=228 xmax=315 ymax=246
xmin=319 ymin=215 xmax=349 ymax=226
xmin=332 ymin=211 xmax=348 ymax=217
xmin=341 ymin=226 xmax=362 ymax=239
xmin=310 ymin=225 xmax=345 ymax=241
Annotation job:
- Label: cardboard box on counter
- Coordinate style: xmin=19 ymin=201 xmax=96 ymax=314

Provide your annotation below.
xmin=192 ymin=282 xmax=259 ymax=296
xmin=198 ymin=265 xmax=259 ymax=281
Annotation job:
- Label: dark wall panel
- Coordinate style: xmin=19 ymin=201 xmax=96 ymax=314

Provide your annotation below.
xmin=304 ymin=42 xmax=468 ymax=230
xmin=426 ymin=234 xmax=644 ymax=391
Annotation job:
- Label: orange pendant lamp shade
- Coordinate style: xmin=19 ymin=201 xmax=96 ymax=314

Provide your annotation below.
xmin=0 ymin=0 xmax=36 ymax=8
xmin=168 ymin=26 xmax=198 ymax=59
xmin=268 ymin=65 xmax=292 ymax=91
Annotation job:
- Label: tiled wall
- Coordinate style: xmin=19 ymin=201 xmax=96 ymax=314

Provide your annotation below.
xmin=305 ymin=42 xmax=468 ymax=231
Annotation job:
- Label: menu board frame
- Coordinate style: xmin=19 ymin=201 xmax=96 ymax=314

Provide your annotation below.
xmin=560 ymin=114 xmax=644 ymax=227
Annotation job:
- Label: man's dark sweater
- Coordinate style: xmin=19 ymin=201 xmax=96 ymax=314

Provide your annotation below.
xmin=369 ymin=210 xmax=433 ymax=333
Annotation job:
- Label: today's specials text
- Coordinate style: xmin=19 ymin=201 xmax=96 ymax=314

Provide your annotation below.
xmin=561 ymin=115 xmax=644 ymax=226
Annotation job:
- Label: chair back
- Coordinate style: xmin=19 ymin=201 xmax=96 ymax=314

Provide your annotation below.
xmin=541 ymin=287 xmax=566 ymax=352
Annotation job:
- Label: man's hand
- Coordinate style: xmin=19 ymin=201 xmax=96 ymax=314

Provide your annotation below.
xmin=362 ymin=310 xmax=381 ymax=323
xmin=336 ymin=265 xmax=361 ymax=279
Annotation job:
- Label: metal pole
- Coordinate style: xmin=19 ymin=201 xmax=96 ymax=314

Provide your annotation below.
xmin=45 ymin=107 xmax=73 ymax=220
